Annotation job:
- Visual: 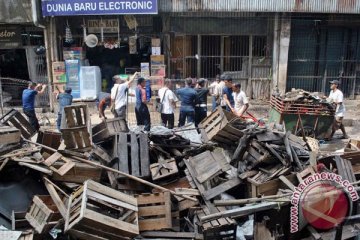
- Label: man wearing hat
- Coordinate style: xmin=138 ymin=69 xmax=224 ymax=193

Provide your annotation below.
xmin=326 ymin=79 xmax=349 ymax=139
xmin=55 ymin=86 xmax=73 ymax=130
xmin=195 ymin=78 xmax=209 ymax=127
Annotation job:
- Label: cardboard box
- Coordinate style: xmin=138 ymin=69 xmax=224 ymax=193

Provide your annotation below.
xmin=151 ymin=38 xmax=161 ymax=47
xmin=152 ymin=47 xmax=161 ymax=55
xmin=151 ymin=65 xmax=166 ymax=77
xmin=63 ymin=47 xmax=86 ymax=60
xmin=141 ymin=62 xmax=150 ymax=78
xmin=52 ymin=62 xmax=67 ymax=83
xmin=150 ymin=55 xmax=165 ymax=66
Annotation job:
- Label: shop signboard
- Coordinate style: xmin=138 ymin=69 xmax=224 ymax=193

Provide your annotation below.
xmin=41 ymin=0 xmax=158 ymax=16
xmin=0 ymin=26 xmax=22 ymax=49
xmin=87 ymin=19 xmax=119 ymax=33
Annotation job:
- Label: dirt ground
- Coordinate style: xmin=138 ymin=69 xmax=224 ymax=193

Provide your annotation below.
xmin=8 ymin=99 xmax=360 ymax=142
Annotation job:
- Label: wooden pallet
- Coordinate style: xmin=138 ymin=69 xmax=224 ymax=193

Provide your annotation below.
xmin=0 ymin=126 xmax=21 ymax=145
xmin=65 ymin=180 xmax=139 ymax=239
xmin=25 ymin=195 xmax=62 ymax=234
xmin=61 ymin=126 xmax=91 ymax=150
xmin=136 ymin=192 xmax=173 ymax=231
xmin=112 ymin=132 xmax=150 ymax=178
xmin=150 ymin=158 xmax=179 ymax=183
xmin=199 ymin=107 xmax=244 ymax=144
xmin=0 ymin=109 xmax=36 ymax=138
xmin=196 ymin=206 xmax=237 ymax=240
xmin=92 ymin=118 xmax=129 ymax=143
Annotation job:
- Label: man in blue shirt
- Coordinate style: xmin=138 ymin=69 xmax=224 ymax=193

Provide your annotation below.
xmin=22 ymin=82 xmax=47 ymax=131
xmin=222 ymin=75 xmax=235 ymax=112
xmin=56 ymin=87 xmax=73 ymax=130
xmin=135 ymin=77 xmax=151 ymax=131
xmin=176 ymin=78 xmax=197 ymax=127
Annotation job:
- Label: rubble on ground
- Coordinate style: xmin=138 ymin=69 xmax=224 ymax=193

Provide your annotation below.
xmin=0 ymin=104 xmax=359 ymax=240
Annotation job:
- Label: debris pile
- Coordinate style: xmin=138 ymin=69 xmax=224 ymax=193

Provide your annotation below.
xmin=0 ymin=105 xmax=359 ymax=240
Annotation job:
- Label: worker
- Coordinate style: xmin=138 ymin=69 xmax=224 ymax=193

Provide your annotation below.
xmin=195 ymin=78 xmax=209 ymax=127
xmin=231 ymin=83 xmax=249 ymax=117
xmin=158 ymin=79 xmax=178 ymax=129
xmin=22 ymin=82 xmax=47 ymax=131
xmin=325 ymin=79 xmax=349 ymax=140
xmin=176 ymin=78 xmax=197 ymax=127
xmin=213 ymin=74 xmax=226 ymax=111
xmin=110 ymin=72 xmax=138 ymax=119
xmin=209 ymin=74 xmax=220 ymax=111
xmin=97 ymin=92 xmax=111 ymax=120
xmin=55 ymin=87 xmax=73 ymax=130
xmin=135 ymin=77 xmax=152 ymax=131
xmin=223 ymin=75 xmax=235 ymax=112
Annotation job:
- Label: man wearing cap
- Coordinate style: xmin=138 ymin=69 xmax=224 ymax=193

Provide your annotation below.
xmin=176 ymin=78 xmax=197 ymax=127
xmin=22 ymin=82 xmax=47 ymax=131
xmin=110 ymin=72 xmax=137 ymax=119
xmin=56 ymin=87 xmax=73 ymax=130
xmin=195 ymin=78 xmax=209 ymax=127
xmin=326 ymin=79 xmax=349 ymax=139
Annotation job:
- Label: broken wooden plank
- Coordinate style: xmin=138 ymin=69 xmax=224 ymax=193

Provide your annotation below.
xmin=200 ymin=202 xmax=285 ymax=223
xmin=18 ymin=162 xmax=52 ymax=175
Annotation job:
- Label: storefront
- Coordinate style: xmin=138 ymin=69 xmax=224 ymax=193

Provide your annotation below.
xmin=41 ymin=0 xmax=163 ymax=100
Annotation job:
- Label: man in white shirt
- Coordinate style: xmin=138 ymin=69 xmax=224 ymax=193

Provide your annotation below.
xmin=327 ymin=79 xmax=349 ymax=139
xmin=231 ymin=83 xmax=249 ymax=117
xmin=111 ymin=72 xmax=137 ymax=119
xmin=209 ymin=75 xmax=220 ymax=111
xmin=158 ymin=79 xmax=178 ymax=129
xmin=213 ymin=75 xmax=226 ymax=110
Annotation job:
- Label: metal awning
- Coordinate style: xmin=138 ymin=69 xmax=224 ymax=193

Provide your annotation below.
xmin=159 ymin=0 xmax=360 ymax=14
xmin=0 ymin=0 xmax=32 ymax=24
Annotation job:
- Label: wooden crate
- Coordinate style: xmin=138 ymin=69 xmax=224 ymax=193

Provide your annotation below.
xmin=0 ymin=126 xmax=21 ymax=145
xmin=196 ymin=206 xmax=237 ymax=240
xmin=247 ymin=173 xmax=297 ymax=197
xmin=199 ymin=107 xmax=244 ymax=144
xmin=150 ymin=159 xmax=179 ymax=183
xmin=185 ymin=150 xmax=241 ymax=201
xmin=51 ymin=161 xmax=101 ymax=184
xmin=65 ymin=180 xmax=139 ymax=239
xmin=61 ymin=104 xmax=90 ymax=129
xmin=61 ymin=126 xmax=91 ymax=150
xmin=136 ymin=192 xmax=172 ymax=231
xmin=25 ymin=195 xmax=62 ymax=234
xmin=12 ymin=211 xmax=32 ymax=230
xmin=36 ymin=130 xmax=61 ymax=154
xmin=44 ymin=152 xmax=75 ymax=176
xmin=92 ymin=118 xmax=128 ymax=143
xmin=112 ymin=132 xmax=150 ymax=178
xmin=0 ymin=109 xmax=36 ymax=138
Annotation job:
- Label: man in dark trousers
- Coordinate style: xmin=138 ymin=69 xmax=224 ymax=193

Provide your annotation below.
xmin=176 ymin=78 xmax=197 ymax=127
xmin=56 ymin=87 xmax=73 ymax=130
xmin=135 ymin=77 xmax=151 ymax=131
xmin=195 ymin=78 xmax=209 ymax=127
xmin=22 ymin=82 xmax=47 ymax=131
xmin=223 ymin=75 xmax=235 ymax=112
